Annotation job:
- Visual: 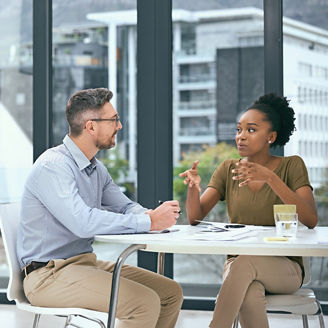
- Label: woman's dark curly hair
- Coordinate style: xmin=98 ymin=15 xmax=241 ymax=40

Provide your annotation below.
xmin=248 ymin=93 xmax=296 ymax=147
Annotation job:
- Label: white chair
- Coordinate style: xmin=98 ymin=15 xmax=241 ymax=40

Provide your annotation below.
xmin=0 ymin=202 xmax=107 ymax=328
xmin=233 ymin=257 xmax=325 ymax=328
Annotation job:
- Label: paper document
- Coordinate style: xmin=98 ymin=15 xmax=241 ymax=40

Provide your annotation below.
xmin=180 ymin=226 xmax=256 ymax=241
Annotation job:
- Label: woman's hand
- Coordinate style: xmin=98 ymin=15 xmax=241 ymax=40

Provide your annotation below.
xmin=232 ymin=161 xmax=274 ymax=187
xmin=179 ymin=160 xmax=201 ymax=192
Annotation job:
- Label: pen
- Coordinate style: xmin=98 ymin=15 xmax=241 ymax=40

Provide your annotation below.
xmin=158 ymin=200 xmax=182 ymax=215
xmin=224 ymin=224 xmax=246 ymax=229
xmin=195 ymin=220 xmax=228 ymax=231
xmin=195 ymin=220 xmax=213 ymax=225
xmin=162 ymin=228 xmax=180 ymax=233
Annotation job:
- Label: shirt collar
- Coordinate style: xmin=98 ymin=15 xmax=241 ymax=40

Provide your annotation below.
xmin=63 ymin=135 xmax=97 ymax=173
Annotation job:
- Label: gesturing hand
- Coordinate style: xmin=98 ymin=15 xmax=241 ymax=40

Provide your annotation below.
xmin=149 ymin=200 xmax=181 ymax=231
xmin=179 ymin=160 xmax=201 ymax=192
xmin=232 ymin=161 xmax=274 ymax=187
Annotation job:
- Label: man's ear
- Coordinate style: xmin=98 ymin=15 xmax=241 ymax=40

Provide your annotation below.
xmin=85 ymin=120 xmax=96 ymax=135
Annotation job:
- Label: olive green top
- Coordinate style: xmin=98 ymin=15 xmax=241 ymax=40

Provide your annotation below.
xmin=208 ymin=155 xmax=312 ymax=280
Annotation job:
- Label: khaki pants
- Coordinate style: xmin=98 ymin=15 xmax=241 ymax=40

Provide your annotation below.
xmin=209 ymin=256 xmax=303 ymax=328
xmin=23 ymin=253 xmax=183 ymax=328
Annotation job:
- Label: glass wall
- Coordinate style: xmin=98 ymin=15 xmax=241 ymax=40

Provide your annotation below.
xmin=283 ymin=0 xmax=328 ymax=289
xmin=0 ymin=0 xmax=33 ymax=287
xmin=51 ymin=1 xmax=138 ymax=265
xmin=1 ymin=0 xmax=327 ymax=309
xmin=172 ymin=1 xmax=264 ymax=286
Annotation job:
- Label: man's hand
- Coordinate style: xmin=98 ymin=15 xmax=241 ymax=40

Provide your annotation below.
xmin=179 ymin=160 xmax=201 ymax=192
xmin=149 ymin=200 xmax=180 ymax=231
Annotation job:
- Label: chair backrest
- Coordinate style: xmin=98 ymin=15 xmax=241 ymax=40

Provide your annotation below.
xmin=0 ymin=203 xmax=27 ymax=303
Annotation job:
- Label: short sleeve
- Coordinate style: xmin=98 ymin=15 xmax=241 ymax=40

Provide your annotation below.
xmin=208 ymin=160 xmax=234 ymax=201
xmin=287 ymin=156 xmax=313 ymax=191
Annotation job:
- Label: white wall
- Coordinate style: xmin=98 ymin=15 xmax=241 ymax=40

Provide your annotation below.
xmin=0 ymin=102 xmax=32 ymax=202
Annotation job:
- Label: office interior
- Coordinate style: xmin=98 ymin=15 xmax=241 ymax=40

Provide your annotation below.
xmin=0 ymin=0 xmax=327 ymax=326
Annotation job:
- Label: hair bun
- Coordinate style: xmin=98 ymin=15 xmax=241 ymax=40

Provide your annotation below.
xmin=252 ymin=93 xmax=296 ymax=147
xmin=254 ymin=93 xmax=289 ymax=111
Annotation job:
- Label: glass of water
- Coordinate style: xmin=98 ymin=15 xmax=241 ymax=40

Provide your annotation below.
xmin=275 ymin=213 xmax=298 ymax=238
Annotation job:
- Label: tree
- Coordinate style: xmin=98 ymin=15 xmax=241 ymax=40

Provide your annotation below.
xmin=174 ymin=142 xmax=239 ymax=224
xmin=100 ymin=149 xmax=136 ymax=199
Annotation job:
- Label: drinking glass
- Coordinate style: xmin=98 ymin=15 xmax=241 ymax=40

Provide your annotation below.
xmin=275 ymin=212 xmax=298 ymax=238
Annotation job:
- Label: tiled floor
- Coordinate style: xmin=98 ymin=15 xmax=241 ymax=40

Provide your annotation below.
xmin=0 ymin=304 xmax=327 ymax=328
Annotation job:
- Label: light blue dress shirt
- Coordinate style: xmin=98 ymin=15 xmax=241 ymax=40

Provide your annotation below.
xmin=17 ymin=135 xmax=151 ymax=269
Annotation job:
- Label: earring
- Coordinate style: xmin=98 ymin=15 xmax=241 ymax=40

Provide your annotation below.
xmin=268 ymin=140 xmax=272 ymax=144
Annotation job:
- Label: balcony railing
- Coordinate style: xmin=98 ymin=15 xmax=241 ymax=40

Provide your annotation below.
xmin=179 ymin=74 xmax=216 ymax=83
xmin=53 ymin=54 xmax=103 ymax=67
xmin=179 ymin=127 xmax=215 ymax=136
xmin=178 ymin=100 xmax=216 ymax=110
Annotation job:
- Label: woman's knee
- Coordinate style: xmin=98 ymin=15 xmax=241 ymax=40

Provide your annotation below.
xmin=240 ymin=281 xmax=266 ymax=312
xmin=232 ymin=255 xmax=253 ymax=267
xmin=225 ymin=255 xmax=255 ymax=278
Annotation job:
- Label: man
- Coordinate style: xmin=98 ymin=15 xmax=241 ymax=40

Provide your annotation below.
xmin=17 ymin=88 xmax=183 ymax=328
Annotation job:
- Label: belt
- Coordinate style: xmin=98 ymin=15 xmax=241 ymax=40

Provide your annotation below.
xmin=22 ymin=261 xmax=49 ymax=278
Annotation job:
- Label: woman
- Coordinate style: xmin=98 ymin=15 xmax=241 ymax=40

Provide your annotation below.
xmin=179 ymin=93 xmax=318 ymax=328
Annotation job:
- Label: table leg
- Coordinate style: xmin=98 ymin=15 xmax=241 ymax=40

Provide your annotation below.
xmin=157 ymin=252 xmax=165 ymax=275
xmin=107 ymin=244 xmax=146 ymax=328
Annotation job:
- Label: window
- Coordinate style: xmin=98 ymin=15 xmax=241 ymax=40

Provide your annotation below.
xmin=52 ymin=0 xmax=138 ymax=265
xmin=180 ymin=117 xmax=215 ymax=136
xmin=3 ymin=0 xmax=327 ymax=313
xmin=172 ymin=2 xmax=264 ymax=288
xmin=297 ymin=113 xmax=302 ymax=130
xmin=299 ymin=62 xmax=313 ymax=77
xmin=298 ymin=140 xmax=302 ymax=155
xmin=180 ymin=23 xmax=196 ymax=55
xmin=0 ymin=0 xmax=33 ymax=288
xmin=284 ymin=0 xmax=328 ymax=293
xmin=304 ymin=141 xmax=308 ymax=157
xmin=298 ymin=86 xmax=309 ymax=104
xmin=309 ymin=88 xmax=313 ymax=103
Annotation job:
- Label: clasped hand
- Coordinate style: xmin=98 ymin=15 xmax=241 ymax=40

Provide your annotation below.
xmin=232 ymin=161 xmax=273 ymax=187
xmin=179 ymin=160 xmax=201 ymax=192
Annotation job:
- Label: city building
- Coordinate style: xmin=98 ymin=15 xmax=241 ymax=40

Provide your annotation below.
xmin=88 ymin=7 xmax=328 ymax=187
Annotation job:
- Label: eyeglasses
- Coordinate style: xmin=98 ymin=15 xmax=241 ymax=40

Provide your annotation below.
xmin=90 ymin=116 xmax=120 ymax=126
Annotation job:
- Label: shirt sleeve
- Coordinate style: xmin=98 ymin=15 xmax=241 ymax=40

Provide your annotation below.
xmin=100 ymin=172 xmax=151 ymax=232
xmin=32 ymin=160 xmax=151 ymax=238
xmin=287 ymin=155 xmax=313 ymax=191
xmin=207 ymin=160 xmax=232 ymax=201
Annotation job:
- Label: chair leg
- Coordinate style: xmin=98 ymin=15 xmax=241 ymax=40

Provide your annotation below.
xmin=64 ymin=314 xmax=106 ymax=328
xmin=302 ymin=315 xmax=309 ymax=328
xmin=316 ymin=300 xmax=326 ymax=328
xmin=77 ymin=314 xmax=106 ymax=328
xmin=32 ymin=314 xmax=41 ymax=328
xmin=233 ymin=316 xmax=239 ymax=328
xmin=318 ymin=313 xmax=326 ymax=328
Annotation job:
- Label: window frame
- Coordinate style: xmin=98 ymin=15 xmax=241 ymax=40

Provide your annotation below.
xmin=1 ymin=0 xmax=326 ymax=314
